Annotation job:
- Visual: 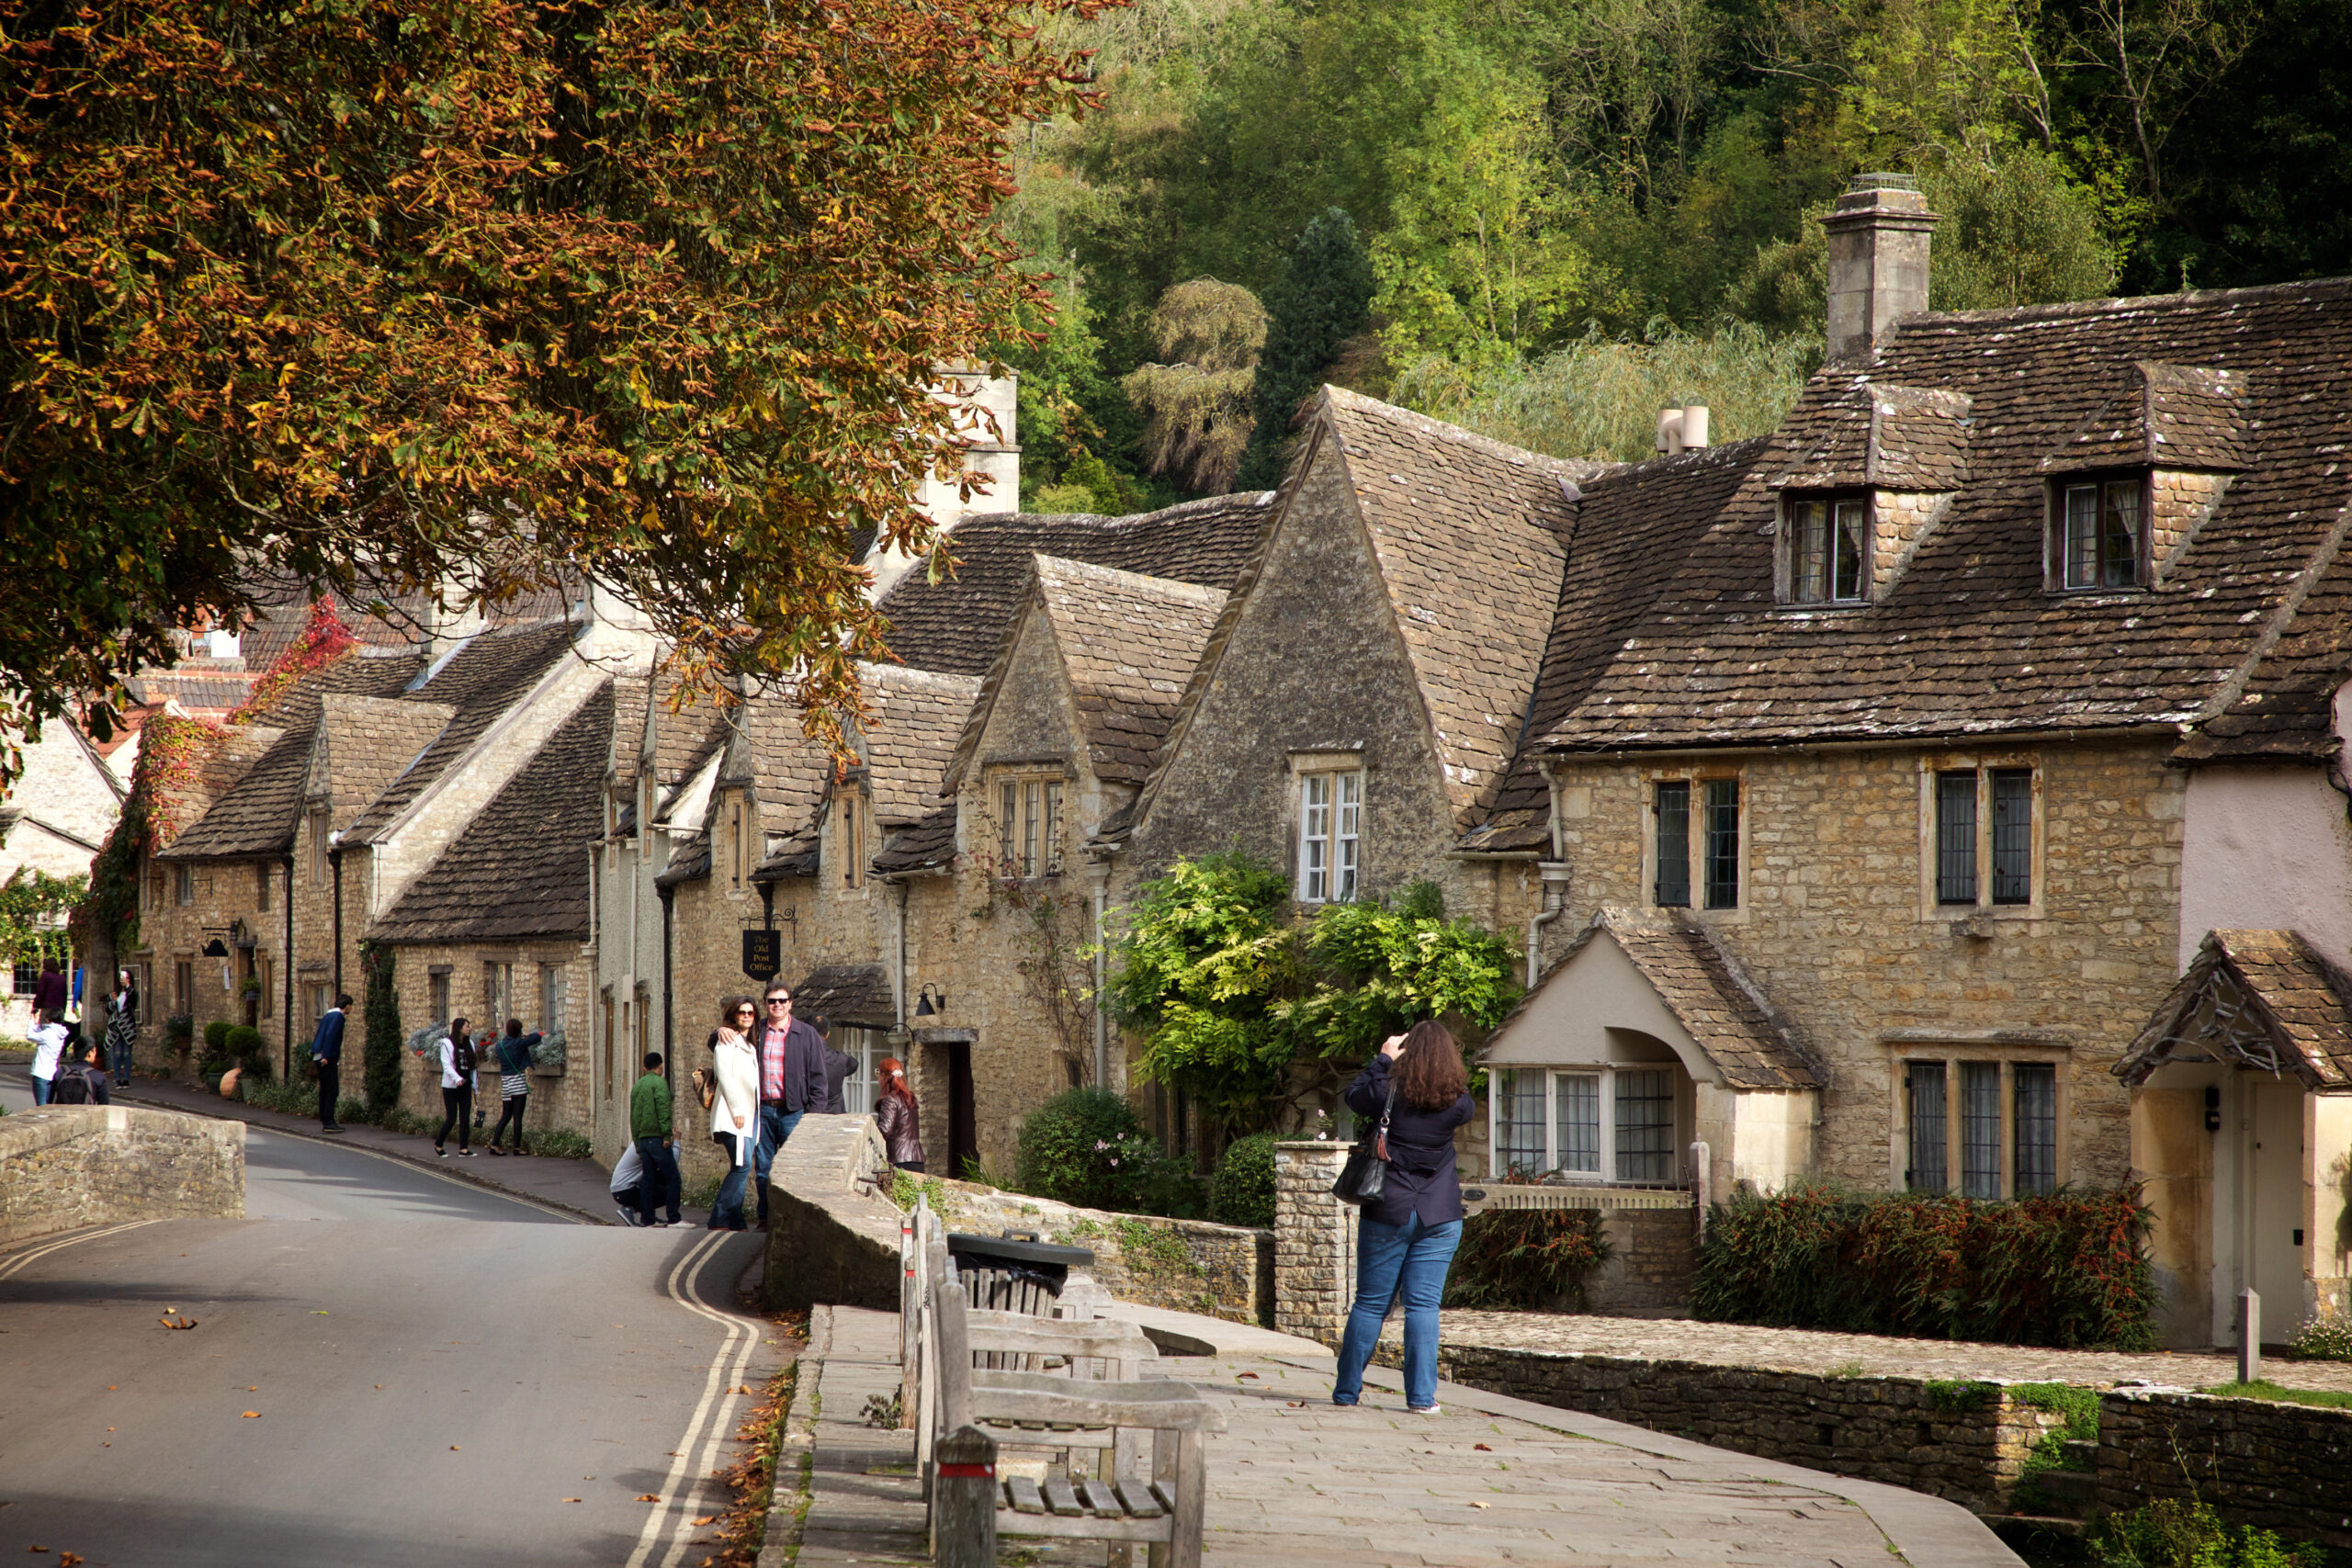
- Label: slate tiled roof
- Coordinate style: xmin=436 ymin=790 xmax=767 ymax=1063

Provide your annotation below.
xmin=753 ymin=831 xmax=820 ymax=882
xmin=310 ymin=694 xmax=456 ymax=830
xmin=610 ymin=677 xmax=650 ymax=791
xmin=343 ymin=621 xmax=580 ymax=843
xmin=868 ymin=806 xmax=956 ymax=875
xmin=654 ymin=832 xmax=711 ymax=890
xmin=723 ymin=685 xmax=834 ymax=829
xmin=874 ymin=492 xmax=1273 ymax=676
xmin=1464 ymin=441 xmax=1767 ymax=852
xmin=862 ymin=665 xmax=983 ymax=827
xmin=1320 ymin=389 xmax=1598 ymax=829
xmin=1765 ymin=383 xmax=1973 ymax=491
xmin=160 ymin=653 xmax=420 ymax=859
xmin=122 ymin=673 xmax=254 ymax=718
xmin=1541 ymin=279 xmax=2352 ymax=754
xmin=368 ymin=684 xmax=615 ymax=944
xmin=790 ymin=963 xmax=897 ymax=1029
xmin=236 ymin=581 xmax=579 ymax=669
xmin=2172 ymin=541 xmax=2352 ymax=763
xmin=1489 ymin=908 xmax=1818 ymax=1090
xmin=2039 ymin=362 xmax=2249 ymax=474
xmin=151 ymin=722 xmax=287 ymax=853
xmin=2117 ymin=928 xmax=2352 ymax=1089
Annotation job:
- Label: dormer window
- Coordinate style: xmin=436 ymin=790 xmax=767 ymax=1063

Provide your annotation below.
xmin=1786 ymin=495 xmax=1869 ymax=604
xmin=2056 ymin=476 xmax=2143 ymax=590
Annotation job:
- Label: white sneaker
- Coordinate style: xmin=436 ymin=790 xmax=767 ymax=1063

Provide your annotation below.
xmin=1408 ymin=1404 xmax=1441 ymax=1416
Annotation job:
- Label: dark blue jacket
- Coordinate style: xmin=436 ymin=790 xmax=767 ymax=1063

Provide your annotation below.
xmin=309 ymin=1009 xmax=345 ymax=1066
xmin=1343 ymin=1055 xmax=1476 ymax=1229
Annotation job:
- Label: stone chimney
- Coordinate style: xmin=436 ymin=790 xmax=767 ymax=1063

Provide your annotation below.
xmin=1822 ymin=173 xmax=1939 ymax=364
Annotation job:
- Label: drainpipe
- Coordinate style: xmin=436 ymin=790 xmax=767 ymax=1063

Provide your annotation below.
xmin=329 ymin=839 xmax=345 ymax=1003
xmin=282 ymin=851 xmax=297 ymax=1080
xmin=659 ymin=882 xmax=675 ymax=1077
xmin=1524 ymin=773 xmax=1571 ymax=988
xmin=1087 ymin=855 xmax=1115 ymax=1089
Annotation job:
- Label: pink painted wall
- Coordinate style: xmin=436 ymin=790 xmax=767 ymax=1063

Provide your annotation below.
xmin=2178 ymin=682 xmax=2352 ymax=969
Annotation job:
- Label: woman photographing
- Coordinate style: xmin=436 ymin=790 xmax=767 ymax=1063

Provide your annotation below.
xmin=874 ymin=1056 xmax=924 ymax=1173
xmin=1331 ymin=1019 xmax=1476 ymax=1415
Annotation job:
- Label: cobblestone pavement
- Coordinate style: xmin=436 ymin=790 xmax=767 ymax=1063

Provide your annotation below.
xmin=1424 ymin=1311 xmax=2352 ymax=1393
xmin=779 ymin=1307 xmax=2018 ymax=1568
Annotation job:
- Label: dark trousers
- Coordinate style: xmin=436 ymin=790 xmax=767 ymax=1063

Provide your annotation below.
xmin=436 ymin=1085 xmax=472 ymax=1149
xmin=317 ymin=1062 xmax=340 ymax=1126
xmin=633 ymin=1136 xmax=681 ymax=1224
xmin=492 ymin=1093 xmax=527 ymax=1149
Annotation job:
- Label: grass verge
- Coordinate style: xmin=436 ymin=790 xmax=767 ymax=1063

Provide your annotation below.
xmin=2199 ymin=1380 xmax=2352 ymax=1411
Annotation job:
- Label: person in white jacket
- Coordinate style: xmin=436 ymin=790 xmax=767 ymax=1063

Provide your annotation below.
xmin=26 ymin=1008 xmax=70 ymax=1105
xmin=708 ymin=997 xmax=761 ymax=1231
xmin=435 ymin=1018 xmax=480 ymax=1157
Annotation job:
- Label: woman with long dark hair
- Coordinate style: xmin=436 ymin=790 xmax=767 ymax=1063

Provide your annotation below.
xmin=1331 ymin=1019 xmax=1476 ymax=1414
xmin=707 ymin=996 xmax=761 ymax=1231
xmin=435 ymin=1018 xmax=478 ymax=1157
xmin=874 ymin=1056 xmax=924 ymax=1172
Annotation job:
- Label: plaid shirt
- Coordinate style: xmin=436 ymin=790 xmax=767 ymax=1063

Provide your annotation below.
xmin=758 ymin=1018 xmax=827 ymax=1111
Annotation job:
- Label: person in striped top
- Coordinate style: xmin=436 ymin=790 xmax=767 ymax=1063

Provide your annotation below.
xmin=487 ymin=1017 xmax=540 ymax=1156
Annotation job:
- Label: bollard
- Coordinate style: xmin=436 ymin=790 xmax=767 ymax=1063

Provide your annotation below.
xmin=2240 ymin=1289 xmax=2262 ymax=1385
xmin=934 ymin=1424 xmax=999 ymax=1568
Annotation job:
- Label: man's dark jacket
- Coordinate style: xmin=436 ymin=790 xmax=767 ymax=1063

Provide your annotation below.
xmin=309 ymin=1008 xmax=345 ymax=1065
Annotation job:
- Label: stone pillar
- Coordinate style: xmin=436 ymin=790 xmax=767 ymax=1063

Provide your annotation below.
xmin=1273 ymin=1140 xmax=1353 ymax=1345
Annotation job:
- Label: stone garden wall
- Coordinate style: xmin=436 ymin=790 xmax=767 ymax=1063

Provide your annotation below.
xmin=2093 ymin=1389 xmax=2352 ymax=1549
xmin=0 ymin=1104 xmax=244 ymax=1246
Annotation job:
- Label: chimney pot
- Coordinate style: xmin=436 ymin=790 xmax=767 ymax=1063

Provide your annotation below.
xmin=1680 ymin=405 xmax=1710 ymax=449
xmin=1656 ymin=407 xmax=1686 ymax=456
xmin=1822 ymin=172 xmax=1939 ymax=364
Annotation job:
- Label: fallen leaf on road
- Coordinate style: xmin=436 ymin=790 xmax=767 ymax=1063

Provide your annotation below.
xmin=159 ymin=1314 xmax=198 ymax=1330
xmin=58 ymin=1556 xmax=81 ymax=1566
xmin=1474 ymin=1443 xmax=1492 ymax=1451
xmin=449 ymin=1446 xmax=460 ymax=1451
xmin=561 ymin=1498 xmax=582 ymax=1504
xmin=313 ymin=1311 xmax=329 ymax=1315
xmin=105 ymin=1387 xmax=116 ymax=1392
xmin=27 ymin=1545 xmax=46 ymax=1552
xmin=1284 ymin=1400 xmax=1306 ymax=1407
xmin=241 ymin=1412 xmax=261 ymax=1419
xmin=635 ymin=1494 xmax=662 ymax=1503
xmin=1236 ymin=1371 xmax=1260 ymax=1380
xmin=691 ymin=1516 xmax=717 ymax=1526
xmin=374 ymin=1384 xmax=383 ymax=1390
xmin=1469 ymin=1501 xmax=1489 ymax=1509
xmin=245 ymin=1386 xmax=256 ymax=1392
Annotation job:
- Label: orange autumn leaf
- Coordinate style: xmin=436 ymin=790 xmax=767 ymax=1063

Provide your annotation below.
xmin=241 ymin=1412 xmax=261 ymax=1418
xmin=636 ymin=1494 xmax=662 ymax=1503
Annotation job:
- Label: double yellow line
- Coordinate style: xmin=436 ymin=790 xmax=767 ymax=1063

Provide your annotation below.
xmin=622 ymin=1230 xmax=767 ymax=1568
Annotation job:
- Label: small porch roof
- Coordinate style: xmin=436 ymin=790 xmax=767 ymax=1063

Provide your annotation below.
xmin=791 ymin=963 xmax=898 ymax=1031
xmin=2116 ymin=929 xmax=2352 ymax=1090
xmin=1479 ymin=908 xmax=1819 ymax=1091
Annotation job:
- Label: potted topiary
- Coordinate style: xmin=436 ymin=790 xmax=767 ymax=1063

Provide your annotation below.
xmin=203 ymin=1019 xmax=232 ymax=1055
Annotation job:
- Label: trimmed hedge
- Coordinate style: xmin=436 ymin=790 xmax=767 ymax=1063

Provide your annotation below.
xmin=1693 ymin=1182 xmax=2156 ymax=1348
xmin=1206 ymin=1133 xmax=1277 ymax=1228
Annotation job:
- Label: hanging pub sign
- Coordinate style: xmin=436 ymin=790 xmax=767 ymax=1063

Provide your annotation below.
xmin=741 ymin=929 xmax=783 ymax=983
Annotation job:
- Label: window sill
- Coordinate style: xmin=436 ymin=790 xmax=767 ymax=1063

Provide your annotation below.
xmin=1768 ymin=602 xmax=1871 ymax=618
xmin=1922 ymin=903 xmax=2042 ymax=930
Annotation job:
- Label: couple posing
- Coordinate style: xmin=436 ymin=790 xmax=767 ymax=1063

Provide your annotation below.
xmin=627 ymin=984 xmax=827 ymax=1230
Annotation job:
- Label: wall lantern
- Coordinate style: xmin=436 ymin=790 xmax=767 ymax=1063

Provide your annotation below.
xmin=913 ymin=984 xmax=947 ymax=1018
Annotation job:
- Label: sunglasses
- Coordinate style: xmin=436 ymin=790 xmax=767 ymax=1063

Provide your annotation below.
xmin=765 ymin=996 xmax=791 ymax=1006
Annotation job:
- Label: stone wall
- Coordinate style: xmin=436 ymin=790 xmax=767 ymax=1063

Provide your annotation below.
xmin=763 ymin=1109 xmax=904 ymax=1314
xmin=0 ymin=1104 xmax=244 ymax=1246
xmin=1402 ymin=1345 xmax=2064 ymax=1513
xmin=918 ymin=1179 xmax=1273 ymax=1325
xmin=1275 ymin=1141 xmax=1354 ymax=1342
xmin=2094 ymin=1389 xmax=2352 ymax=1549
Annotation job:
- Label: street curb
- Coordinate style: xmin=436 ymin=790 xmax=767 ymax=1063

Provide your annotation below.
xmin=755 ymin=1303 xmax=830 ymax=1568
xmin=110 ymin=1083 xmax=616 ymax=1228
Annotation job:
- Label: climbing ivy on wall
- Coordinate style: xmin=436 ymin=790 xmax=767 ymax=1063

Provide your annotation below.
xmin=360 ymin=941 xmax=401 ymax=1114
xmin=229 ymin=600 xmax=356 ymax=725
xmin=77 ymin=712 xmax=224 ymax=952
xmin=0 ymin=867 xmax=88 ymax=972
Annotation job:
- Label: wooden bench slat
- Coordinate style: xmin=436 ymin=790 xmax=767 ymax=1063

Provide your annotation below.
xmin=1075 ymin=1478 xmax=1123 ymax=1517
xmin=1004 ymin=1476 xmax=1047 ymax=1515
xmin=1149 ymin=1479 xmax=1179 ymax=1515
xmin=995 ymin=1511 xmax=1174 ymax=1544
xmin=1113 ymin=1478 xmax=1163 ymax=1519
xmin=1043 ymin=1478 xmax=1086 ymax=1517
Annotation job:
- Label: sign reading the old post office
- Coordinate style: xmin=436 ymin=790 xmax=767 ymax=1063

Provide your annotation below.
xmin=741 ymin=929 xmax=782 ymax=982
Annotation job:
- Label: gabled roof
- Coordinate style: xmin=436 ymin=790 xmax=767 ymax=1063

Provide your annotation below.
xmin=342 ymin=621 xmax=582 ymax=843
xmin=790 ymin=963 xmax=897 ymax=1030
xmin=1766 ymin=383 xmax=1973 ymax=491
xmin=308 ymin=694 xmax=456 ymax=831
xmin=873 ymin=491 xmax=1273 ymax=676
xmin=2117 ymin=928 xmax=2352 ymax=1089
xmin=1320 ymin=389 xmax=1594 ymax=829
xmin=2171 ymin=538 xmax=2352 ymax=764
xmin=159 ymin=653 xmax=419 ymax=860
xmin=1485 ymin=908 xmax=1819 ymax=1091
xmin=945 ymin=556 xmax=1227 ymax=792
xmin=1541 ymin=278 xmax=2352 ymax=754
xmin=860 ymin=665 xmax=983 ymax=827
xmin=368 ymin=683 xmax=615 ymax=945
xmin=1464 ymin=440 xmax=1767 ymax=852
xmin=2040 ymin=362 xmax=2249 ymax=474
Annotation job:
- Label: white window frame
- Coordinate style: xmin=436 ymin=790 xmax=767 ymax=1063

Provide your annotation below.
xmin=1487 ymin=1066 xmax=1688 ymax=1186
xmin=837 ymin=1025 xmax=885 ymax=1117
xmin=1295 ymin=769 xmax=1363 ymax=904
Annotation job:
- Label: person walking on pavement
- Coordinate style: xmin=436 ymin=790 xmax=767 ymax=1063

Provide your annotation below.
xmin=487 ymin=1018 xmax=539 ymax=1156
xmin=1330 ymin=1020 xmax=1477 ymax=1416
xmin=434 ymin=1018 xmax=479 ymax=1156
xmin=875 ymin=1056 xmax=924 ymax=1172
xmin=309 ymin=992 xmax=350 ymax=1133
xmin=26 ymin=1006 xmax=70 ymax=1105
xmin=628 ymin=1052 xmax=681 ymax=1227
xmin=812 ymin=1014 xmax=858 ymax=1113
xmin=709 ymin=998 xmax=761 ymax=1231
xmin=105 ymin=973 xmax=137 ymax=1088
xmin=752 ymin=984 xmax=826 ymax=1226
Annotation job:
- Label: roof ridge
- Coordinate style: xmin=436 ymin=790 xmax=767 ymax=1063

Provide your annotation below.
xmin=1318 ymin=384 xmax=1606 ymax=479
xmin=1904 ymin=274 xmax=2352 ymax=332
xmin=1033 ymin=552 xmax=1233 ymax=608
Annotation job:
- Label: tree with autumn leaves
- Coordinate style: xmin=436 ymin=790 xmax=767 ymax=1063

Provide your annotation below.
xmin=0 ymin=0 xmax=1104 ymax=774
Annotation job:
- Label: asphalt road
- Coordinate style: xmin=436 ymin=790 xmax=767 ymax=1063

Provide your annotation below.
xmin=0 ymin=1067 xmax=778 ymax=1567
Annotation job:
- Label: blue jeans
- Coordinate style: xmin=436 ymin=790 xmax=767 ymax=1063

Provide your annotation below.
xmin=1333 ymin=1213 xmax=1463 ymax=1410
xmin=109 ymin=1036 xmax=133 ymax=1083
xmin=712 ymin=1132 xmax=751 ymax=1229
xmin=753 ymin=1104 xmax=802 ymax=1225
xmin=633 ymin=1136 xmax=681 ymax=1225
xmin=30 ymin=1074 xmax=51 ymax=1106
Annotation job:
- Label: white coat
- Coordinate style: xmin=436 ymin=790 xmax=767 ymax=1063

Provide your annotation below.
xmin=27 ymin=1021 xmax=68 ymax=1081
xmin=709 ymin=1032 xmax=759 ymax=1166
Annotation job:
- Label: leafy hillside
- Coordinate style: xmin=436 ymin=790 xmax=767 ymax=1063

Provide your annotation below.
xmin=996 ymin=0 xmax=2351 ymax=504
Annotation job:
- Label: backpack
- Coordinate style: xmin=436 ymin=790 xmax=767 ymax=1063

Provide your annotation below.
xmin=51 ymin=1066 xmax=94 ymax=1105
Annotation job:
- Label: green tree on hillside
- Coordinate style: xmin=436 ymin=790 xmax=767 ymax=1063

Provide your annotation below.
xmin=1237 ymin=209 xmax=1376 ymax=491
xmin=1120 ymin=279 xmax=1268 ymax=495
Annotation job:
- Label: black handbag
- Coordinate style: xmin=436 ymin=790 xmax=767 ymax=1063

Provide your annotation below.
xmin=1330 ymin=1080 xmax=1397 ymax=1206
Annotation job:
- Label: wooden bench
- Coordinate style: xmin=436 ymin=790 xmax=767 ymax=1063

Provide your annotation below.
xmin=901 ymin=1197 xmax=1224 ymax=1568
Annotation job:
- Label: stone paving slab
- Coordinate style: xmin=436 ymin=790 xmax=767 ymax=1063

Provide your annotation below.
xmin=1422 ymin=1310 xmax=2352 ymax=1393
xmin=777 ymin=1306 xmax=2018 ymax=1568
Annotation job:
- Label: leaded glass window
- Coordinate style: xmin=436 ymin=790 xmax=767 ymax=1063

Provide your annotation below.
xmin=1961 ymin=1061 xmax=2002 ymax=1199
xmin=1654 ymin=782 xmax=1690 ymax=907
xmin=1615 ymin=1068 xmax=1675 ymax=1182
xmin=2015 ymin=1063 xmax=2058 ymax=1195
xmin=1906 ymin=1061 xmax=1949 ymax=1192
